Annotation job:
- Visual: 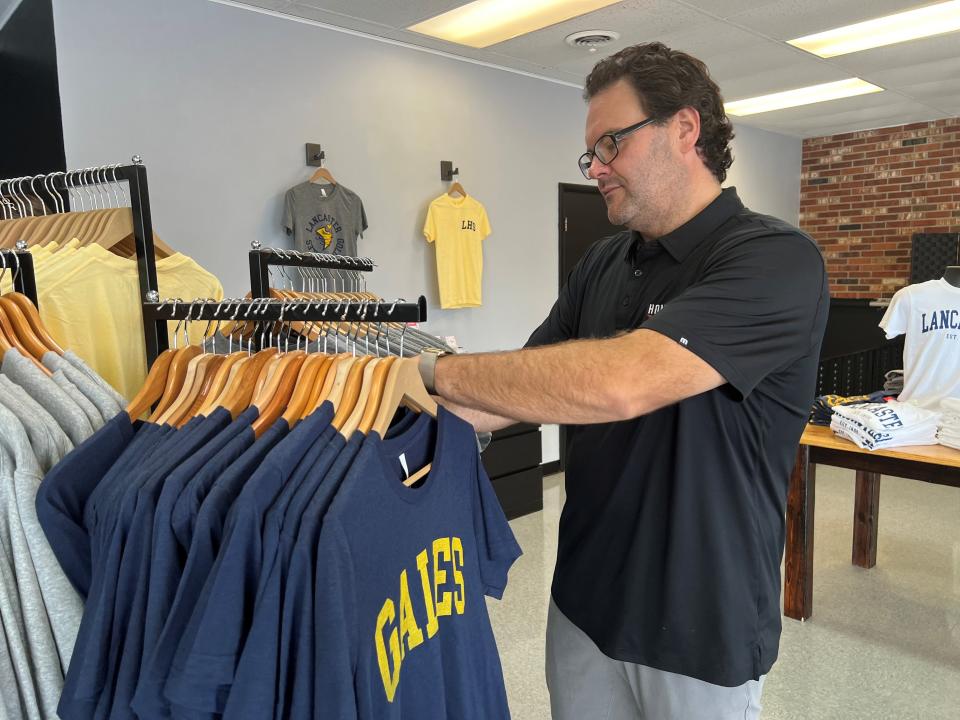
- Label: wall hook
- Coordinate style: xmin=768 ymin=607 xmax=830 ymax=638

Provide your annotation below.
xmin=306 ymin=143 xmax=325 ymax=167
xmin=440 ymin=160 xmax=459 ymax=182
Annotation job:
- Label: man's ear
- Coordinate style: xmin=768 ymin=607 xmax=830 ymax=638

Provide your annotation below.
xmin=674 ymin=106 xmax=702 ymax=156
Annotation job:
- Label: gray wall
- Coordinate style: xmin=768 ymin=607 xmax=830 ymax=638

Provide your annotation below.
xmin=52 ymin=0 xmax=802 ymax=463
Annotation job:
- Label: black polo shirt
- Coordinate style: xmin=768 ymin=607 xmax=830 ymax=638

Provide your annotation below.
xmin=527 ymin=188 xmax=828 ymax=686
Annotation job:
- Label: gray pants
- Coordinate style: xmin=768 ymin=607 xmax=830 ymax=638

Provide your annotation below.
xmin=546 ymin=599 xmax=765 ymax=720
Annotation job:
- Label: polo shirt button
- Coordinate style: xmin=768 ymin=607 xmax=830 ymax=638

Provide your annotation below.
xmin=634 ymin=269 xmax=642 ymax=277
xmin=621 ymin=297 xmax=630 ymax=307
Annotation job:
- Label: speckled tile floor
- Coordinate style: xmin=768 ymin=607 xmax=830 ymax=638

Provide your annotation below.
xmin=486 ymin=468 xmax=960 ymax=720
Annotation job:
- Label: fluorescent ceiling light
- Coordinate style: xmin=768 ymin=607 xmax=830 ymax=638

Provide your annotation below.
xmin=788 ymin=0 xmax=960 ymax=58
xmin=408 ymin=0 xmax=621 ymax=48
xmin=724 ymin=78 xmax=884 ymax=116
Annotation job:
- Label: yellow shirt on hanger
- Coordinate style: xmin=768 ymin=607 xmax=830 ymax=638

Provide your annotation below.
xmin=423 ymin=194 xmax=491 ymax=309
xmin=35 ymin=248 xmax=223 ymax=399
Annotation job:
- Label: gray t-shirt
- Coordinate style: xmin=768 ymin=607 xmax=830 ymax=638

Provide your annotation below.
xmin=282 ymin=181 xmax=368 ymax=256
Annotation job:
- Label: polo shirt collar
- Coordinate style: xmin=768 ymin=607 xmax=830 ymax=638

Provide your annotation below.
xmin=630 ymin=187 xmax=744 ymax=264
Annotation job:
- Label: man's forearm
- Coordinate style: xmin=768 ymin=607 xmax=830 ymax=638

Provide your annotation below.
xmin=432 ymin=329 xmax=724 ymax=426
xmin=434 ymin=336 xmax=632 ymax=425
xmin=437 ymin=399 xmax=517 ymax=433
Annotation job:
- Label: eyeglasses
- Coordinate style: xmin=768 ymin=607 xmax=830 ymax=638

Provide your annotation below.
xmin=578 ymin=116 xmax=658 ymax=179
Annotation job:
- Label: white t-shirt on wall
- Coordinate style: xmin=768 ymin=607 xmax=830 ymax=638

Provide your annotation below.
xmin=879 ymin=278 xmax=960 ymax=409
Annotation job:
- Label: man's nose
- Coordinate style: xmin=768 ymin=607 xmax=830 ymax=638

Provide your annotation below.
xmin=588 ymin=156 xmax=609 ymax=181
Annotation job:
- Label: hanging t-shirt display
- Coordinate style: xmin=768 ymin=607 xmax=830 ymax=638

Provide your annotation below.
xmin=314 ymin=408 xmax=521 ymax=718
xmin=880 ymin=278 xmax=960 ymax=409
xmin=283 ymin=182 xmax=368 ymax=256
xmin=423 ymin=194 xmax=491 ymax=309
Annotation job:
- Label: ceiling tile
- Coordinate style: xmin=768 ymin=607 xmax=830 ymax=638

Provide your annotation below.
xmin=294 ymin=0 xmax=468 ymax=28
xmin=827 ymin=31 xmax=960 ymax=77
xmin=729 ymin=0 xmax=933 ymax=41
xmin=487 ymin=0 xmax=711 ymax=67
xmin=673 ymin=0 xmax=778 ymax=18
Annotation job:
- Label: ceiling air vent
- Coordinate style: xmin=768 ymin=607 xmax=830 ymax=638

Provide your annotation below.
xmin=564 ymin=30 xmax=620 ymax=52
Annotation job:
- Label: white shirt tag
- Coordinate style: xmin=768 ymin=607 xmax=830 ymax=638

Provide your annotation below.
xmin=320 ymin=187 xmax=327 ymax=197
xmin=398 ymin=453 xmax=410 ymax=480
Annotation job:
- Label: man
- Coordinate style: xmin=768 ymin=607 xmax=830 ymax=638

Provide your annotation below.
xmin=421 ymin=42 xmax=829 ymax=719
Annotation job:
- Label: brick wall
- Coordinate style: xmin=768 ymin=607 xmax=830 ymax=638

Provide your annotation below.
xmin=799 ymin=118 xmax=960 ymax=299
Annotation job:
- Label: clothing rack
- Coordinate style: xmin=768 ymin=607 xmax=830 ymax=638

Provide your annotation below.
xmin=142 ymin=296 xmax=428 ymax=324
xmin=132 ymin=172 xmax=425 ymax=366
xmin=0 ymin=248 xmax=38 ymax=305
xmin=249 ymin=245 xmax=375 ymax=298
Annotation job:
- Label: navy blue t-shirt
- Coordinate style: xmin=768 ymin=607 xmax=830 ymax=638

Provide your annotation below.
xmin=139 ymin=418 xmax=288 ymax=720
xmin=278 ymin=415 xmax=426 ymax=720
xmin=35 ymin=412 xmax=138 ymax=597
xmin=223 ymin=411 xmax=421 ymax=719
xmin=99 ymin=411 xmax=234 ymax=719
xmin=165 ymin=404 xmax=334 ymax=715
xmin=313 ymin=408 xmax=522 ymax=718
xmin=127 ymin=407 xmax=260 ymax=718
xmin=57 ymin=420 xmax=178 ymax=719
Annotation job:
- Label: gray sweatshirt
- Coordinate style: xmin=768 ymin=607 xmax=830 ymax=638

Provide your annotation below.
xmin=43 ymin=352 xmax=123 ymax=423
xmin=0 ymin=423 xmax=63 ymax=718
xmin=1 ymin=348 xmax=95 ymax=446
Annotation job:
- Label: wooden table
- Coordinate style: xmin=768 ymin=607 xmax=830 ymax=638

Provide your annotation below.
xmin=783 ymin=424 xmax=960 ymax=621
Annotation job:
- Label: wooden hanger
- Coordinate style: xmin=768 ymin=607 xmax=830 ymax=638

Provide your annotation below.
xmin=330 ymin=356 xmax=372 ymax=430
xmin=148 ymin=345 xmax=202 ymax=422
xmin=447 ymin=182 xmax=467 ymax=198
xmin=366 ymin=358 xmax=439 ymax=487
xmin=281 ymin=353 xmax=331 ymax=426
xmin=126 ymin=349 xmax=175 ymax=420
xmin=250 ymin=352 xmax=307 ymax=437
xmin=309 ymin=166 xmax=336 ymax=185
xmin=300 ymin=352 xmax=342 ymax=419
xmin=0 ymin=296 xmax=52 ymax=362
xmin=372 ymin=357 xmax=437 ymax=440
xmin=193 ymin=352 xmax=248 ymax=417
xmin=179 ymin=353 xmax=236 ymax=425
xmin=157 ymin=353 xmax=225 ymax=427
xmin=4 ymin=292 xmax=64 ymax=354
xmin=0 ymin=303 xmax=51 ymax=374
xmin=358 ymin=356 xmax=396 ymax=434
xmin=334 ymin=358 xmax=383 ymax=439
xmin=321 ymin=355 xmax=358 ymax=413
xmin=212 ymin=348 xmax=278 ymax=419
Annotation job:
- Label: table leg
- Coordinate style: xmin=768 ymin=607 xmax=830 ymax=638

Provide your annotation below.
xmin=852 ymin=471 xmax=881 ymax=568
xmin=784 ymin=444 xmax=815 ymax=621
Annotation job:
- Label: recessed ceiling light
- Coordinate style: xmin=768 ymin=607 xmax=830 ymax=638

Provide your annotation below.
xmin=724 ymin=78 xmax=884 ymax=116
xmin=789 ymin=0 xmax=960 ymax=58
xmin=407 ymin=0 xmax=622 ymax=49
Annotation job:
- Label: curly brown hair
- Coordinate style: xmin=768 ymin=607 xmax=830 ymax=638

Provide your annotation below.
xmin=584 ymin=42 xmax=734 ymax=183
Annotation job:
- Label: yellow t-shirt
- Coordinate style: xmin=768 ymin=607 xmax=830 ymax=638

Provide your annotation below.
xmin=35 ymin=249 xmax=223 ymax=399
xmin=423 ymin=194 xmax=491 ymax=309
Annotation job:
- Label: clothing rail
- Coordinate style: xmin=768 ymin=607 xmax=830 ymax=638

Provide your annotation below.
xmin=142 ymin=296 xmax=427 ymax=325
xmin=0 ymin=247 xmax=39 ymax=306
xmin=249 ymin=245 xmax=375 ymax=299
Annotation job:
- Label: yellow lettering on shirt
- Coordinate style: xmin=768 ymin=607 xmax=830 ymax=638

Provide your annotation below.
xmin=398 ymin=570 xmax=424 ymax=657
xmin=433 ymin=537 xmax=452 ymax=617
xmin=451 ymin=537 xmax=465 ymax=615
xmin=375 ymin=537 xmax=469 ymax=702
xmin=416 ymin=549 xmax=440 ymax=639
xmin=375 ymin=599 xmax=401 ymax=702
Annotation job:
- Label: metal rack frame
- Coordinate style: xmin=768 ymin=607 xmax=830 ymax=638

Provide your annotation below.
xmin=248 ymin=246 xmax=375 ymax=298
xmin=0 ymin=248 xmax=38 ymax=305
